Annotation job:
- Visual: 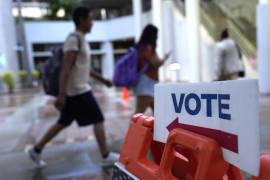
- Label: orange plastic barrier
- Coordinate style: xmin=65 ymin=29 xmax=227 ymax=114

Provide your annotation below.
xmin=252 ymin=154 xmax=270 ymax=180
xmin=226 ymin=164 xmax=243 ymax=180
xmin=119 ymin=114 xmax=229 ymax=180
xmin=118 ymin=114 xmax=270 ymax=180
xmin=121 ymin=87 xmax=129 ymax=101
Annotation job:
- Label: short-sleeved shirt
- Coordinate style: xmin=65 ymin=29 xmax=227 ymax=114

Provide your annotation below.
xmin=63 ymin=31 xmax=91 ymax=96
xmin=215 ymin=39 xmax=241 ymax=79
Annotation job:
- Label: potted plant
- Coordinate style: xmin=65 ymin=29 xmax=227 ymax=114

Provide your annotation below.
xmin=31 ymin=69 xmax=40 ymax=87
xmin=18 ymin=70 xmax=27 ymax=88
xmin=1 ymin=71 xmax=15 ymax=94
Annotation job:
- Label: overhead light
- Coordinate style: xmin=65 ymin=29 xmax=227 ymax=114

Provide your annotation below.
xmin=56 ymin=8 xmax=65 ymax=18
xmin=12 ymin=7 xmax=45 ymax=18
xmin=101 ymin=8 xmax=107 ymax=20
xmin=12 ymin=8 xmax=19 ymax=17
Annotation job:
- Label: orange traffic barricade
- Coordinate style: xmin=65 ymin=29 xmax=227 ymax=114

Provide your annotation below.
xmin=252 ymin=154 xmax=270 ymax=180
xmin=111 ymin=114 xmax=270 ymax=180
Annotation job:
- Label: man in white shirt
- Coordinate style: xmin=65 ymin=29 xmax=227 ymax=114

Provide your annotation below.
xmin=215 ymin=29 xmax=242 ymax=81
xmin=26 ymin=6 xmax=119 ymax=167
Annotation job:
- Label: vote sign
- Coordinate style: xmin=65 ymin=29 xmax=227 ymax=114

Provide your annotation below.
xmin=154 ymin=80 xmax=260 ymax=176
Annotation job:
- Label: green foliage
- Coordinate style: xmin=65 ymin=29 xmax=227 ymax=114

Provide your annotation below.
xmin=31 ymin=70 xmax=40 ymax=80
xmin=47 ymin=0 xmax=81 ymax=20
xmin=1 ymin=71 xmax=15 ymax=93
xmin=18 ymin=70 xmax=27 ymax=81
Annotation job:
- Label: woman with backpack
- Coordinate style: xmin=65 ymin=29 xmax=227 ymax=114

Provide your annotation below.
xmin=134 ymin=24 xmax=170 ymax=114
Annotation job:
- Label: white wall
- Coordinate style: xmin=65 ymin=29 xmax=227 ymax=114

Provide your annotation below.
xmin=0 ymin=0 xmax=18 ymax=73
xmin=25 ymin=12 xmax=152 ymax=43
xmin=25 ymin=18 xmax=132 ymax=43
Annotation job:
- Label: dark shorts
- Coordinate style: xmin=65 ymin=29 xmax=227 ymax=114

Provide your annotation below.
xmin=57 ymin=91 xmax=104 ymax=127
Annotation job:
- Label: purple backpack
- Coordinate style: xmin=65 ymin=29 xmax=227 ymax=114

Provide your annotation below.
xmin=113 ymin=47 xmax=148 ymax=87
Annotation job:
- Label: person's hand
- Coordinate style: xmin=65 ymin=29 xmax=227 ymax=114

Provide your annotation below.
xmin=164 ymin=51 xmax=172 ymax=61
xmin=54 ymin=95 xmax=66 ymax=111
xmin=104 ymin=79 xmax=113 ymax=87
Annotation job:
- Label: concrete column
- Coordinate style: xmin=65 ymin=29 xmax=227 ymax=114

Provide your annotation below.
xmin=101 ymin=41 xmax=114 ymax=79
xmin=257 ymin=0 xmax=270 ymax=94
xmin=152 ymin=0 xmax=165 ymax=81
xmin=0 ymin=0 xmax=18 ymax=73
xmin=17 ymin=0 xmax=32 ymax=75
xmin=151 ymin=0 xmax=164 ymax=57
xmin=185 ymin=0 xmax=201 ymax=82
xmin=132 ymin=0 xmax=142 ymax=42
xmin=163 ymin=1 xmax=176 ymax=81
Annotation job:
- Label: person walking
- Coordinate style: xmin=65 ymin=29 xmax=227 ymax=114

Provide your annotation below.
xmin=26 ymin=6 xmax=119 ymax=167
xmin=214 ymin=28 xmax=242 ymax=81
xmin=133 ymin=24 xmax=170 ymax=114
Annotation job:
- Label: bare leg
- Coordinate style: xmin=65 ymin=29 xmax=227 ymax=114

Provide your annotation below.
xmin=135 ymin=96 xmax=153 ymax=114
xmin=150 ymin=97 xmax=154 ymax=113
xmin=93 ymin=122 xmax=108 ymax=157
xmin=35 ymin=123 xmax=66 ymax=150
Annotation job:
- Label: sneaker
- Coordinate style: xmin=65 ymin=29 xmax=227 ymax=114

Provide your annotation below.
xmin=101 ymin=152 xmax=120 ymax=166
xmin=25 ymin=147 xmax=47 ymax=167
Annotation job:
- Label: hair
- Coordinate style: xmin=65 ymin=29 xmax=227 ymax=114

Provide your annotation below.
xmin=220 ymin=28 xmax=229 ymax=41
xmin=72 ymin=6 xmax=91 ymax=27
xmin=136 ymin=24 xmax=158 ymax=49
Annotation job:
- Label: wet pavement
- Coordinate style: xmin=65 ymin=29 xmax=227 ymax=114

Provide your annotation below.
xmin=0 ymin=85 xmax=134 ymax=180
xmin=0 ymin=84 xmax=269 ymax=179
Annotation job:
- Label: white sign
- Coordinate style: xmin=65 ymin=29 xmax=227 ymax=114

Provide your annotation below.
xmin=154 ymin=80 xmax=260 ymax=176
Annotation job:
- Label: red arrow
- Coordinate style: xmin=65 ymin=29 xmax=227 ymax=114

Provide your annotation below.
xmin=167 ymin=117 xmax=239 ymax=153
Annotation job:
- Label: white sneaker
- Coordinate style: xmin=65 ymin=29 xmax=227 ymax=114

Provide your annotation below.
xmin=25 ymin=147 xmax=47 ymax=168
xmin=101 ymin=152 xmax=120 ymax=166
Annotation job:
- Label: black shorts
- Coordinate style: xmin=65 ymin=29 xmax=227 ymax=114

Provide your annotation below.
xmin=57 ymin=91 xmax=104 ymax=127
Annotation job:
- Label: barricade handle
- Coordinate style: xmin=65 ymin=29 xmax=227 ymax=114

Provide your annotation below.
xmin=159 ymin=128 xmax=224 ymax=180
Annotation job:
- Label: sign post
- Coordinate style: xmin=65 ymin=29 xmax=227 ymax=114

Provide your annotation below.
xmin=154 ymin=80 xmax=260 ymax=176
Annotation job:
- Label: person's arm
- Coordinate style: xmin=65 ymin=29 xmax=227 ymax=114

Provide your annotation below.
xmin=55 ymin=51 xmax=76 ymax=110
xmin=90 ymin=70 xmax=112 ymax=87
xmin=143 ymin=45 xmax=170 ymax=67
xmin=149 ymin=52 xmax=170 ymax=67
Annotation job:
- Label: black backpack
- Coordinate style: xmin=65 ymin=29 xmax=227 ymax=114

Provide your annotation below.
xmin=42 ymin=34 xmax=81 ymax=96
